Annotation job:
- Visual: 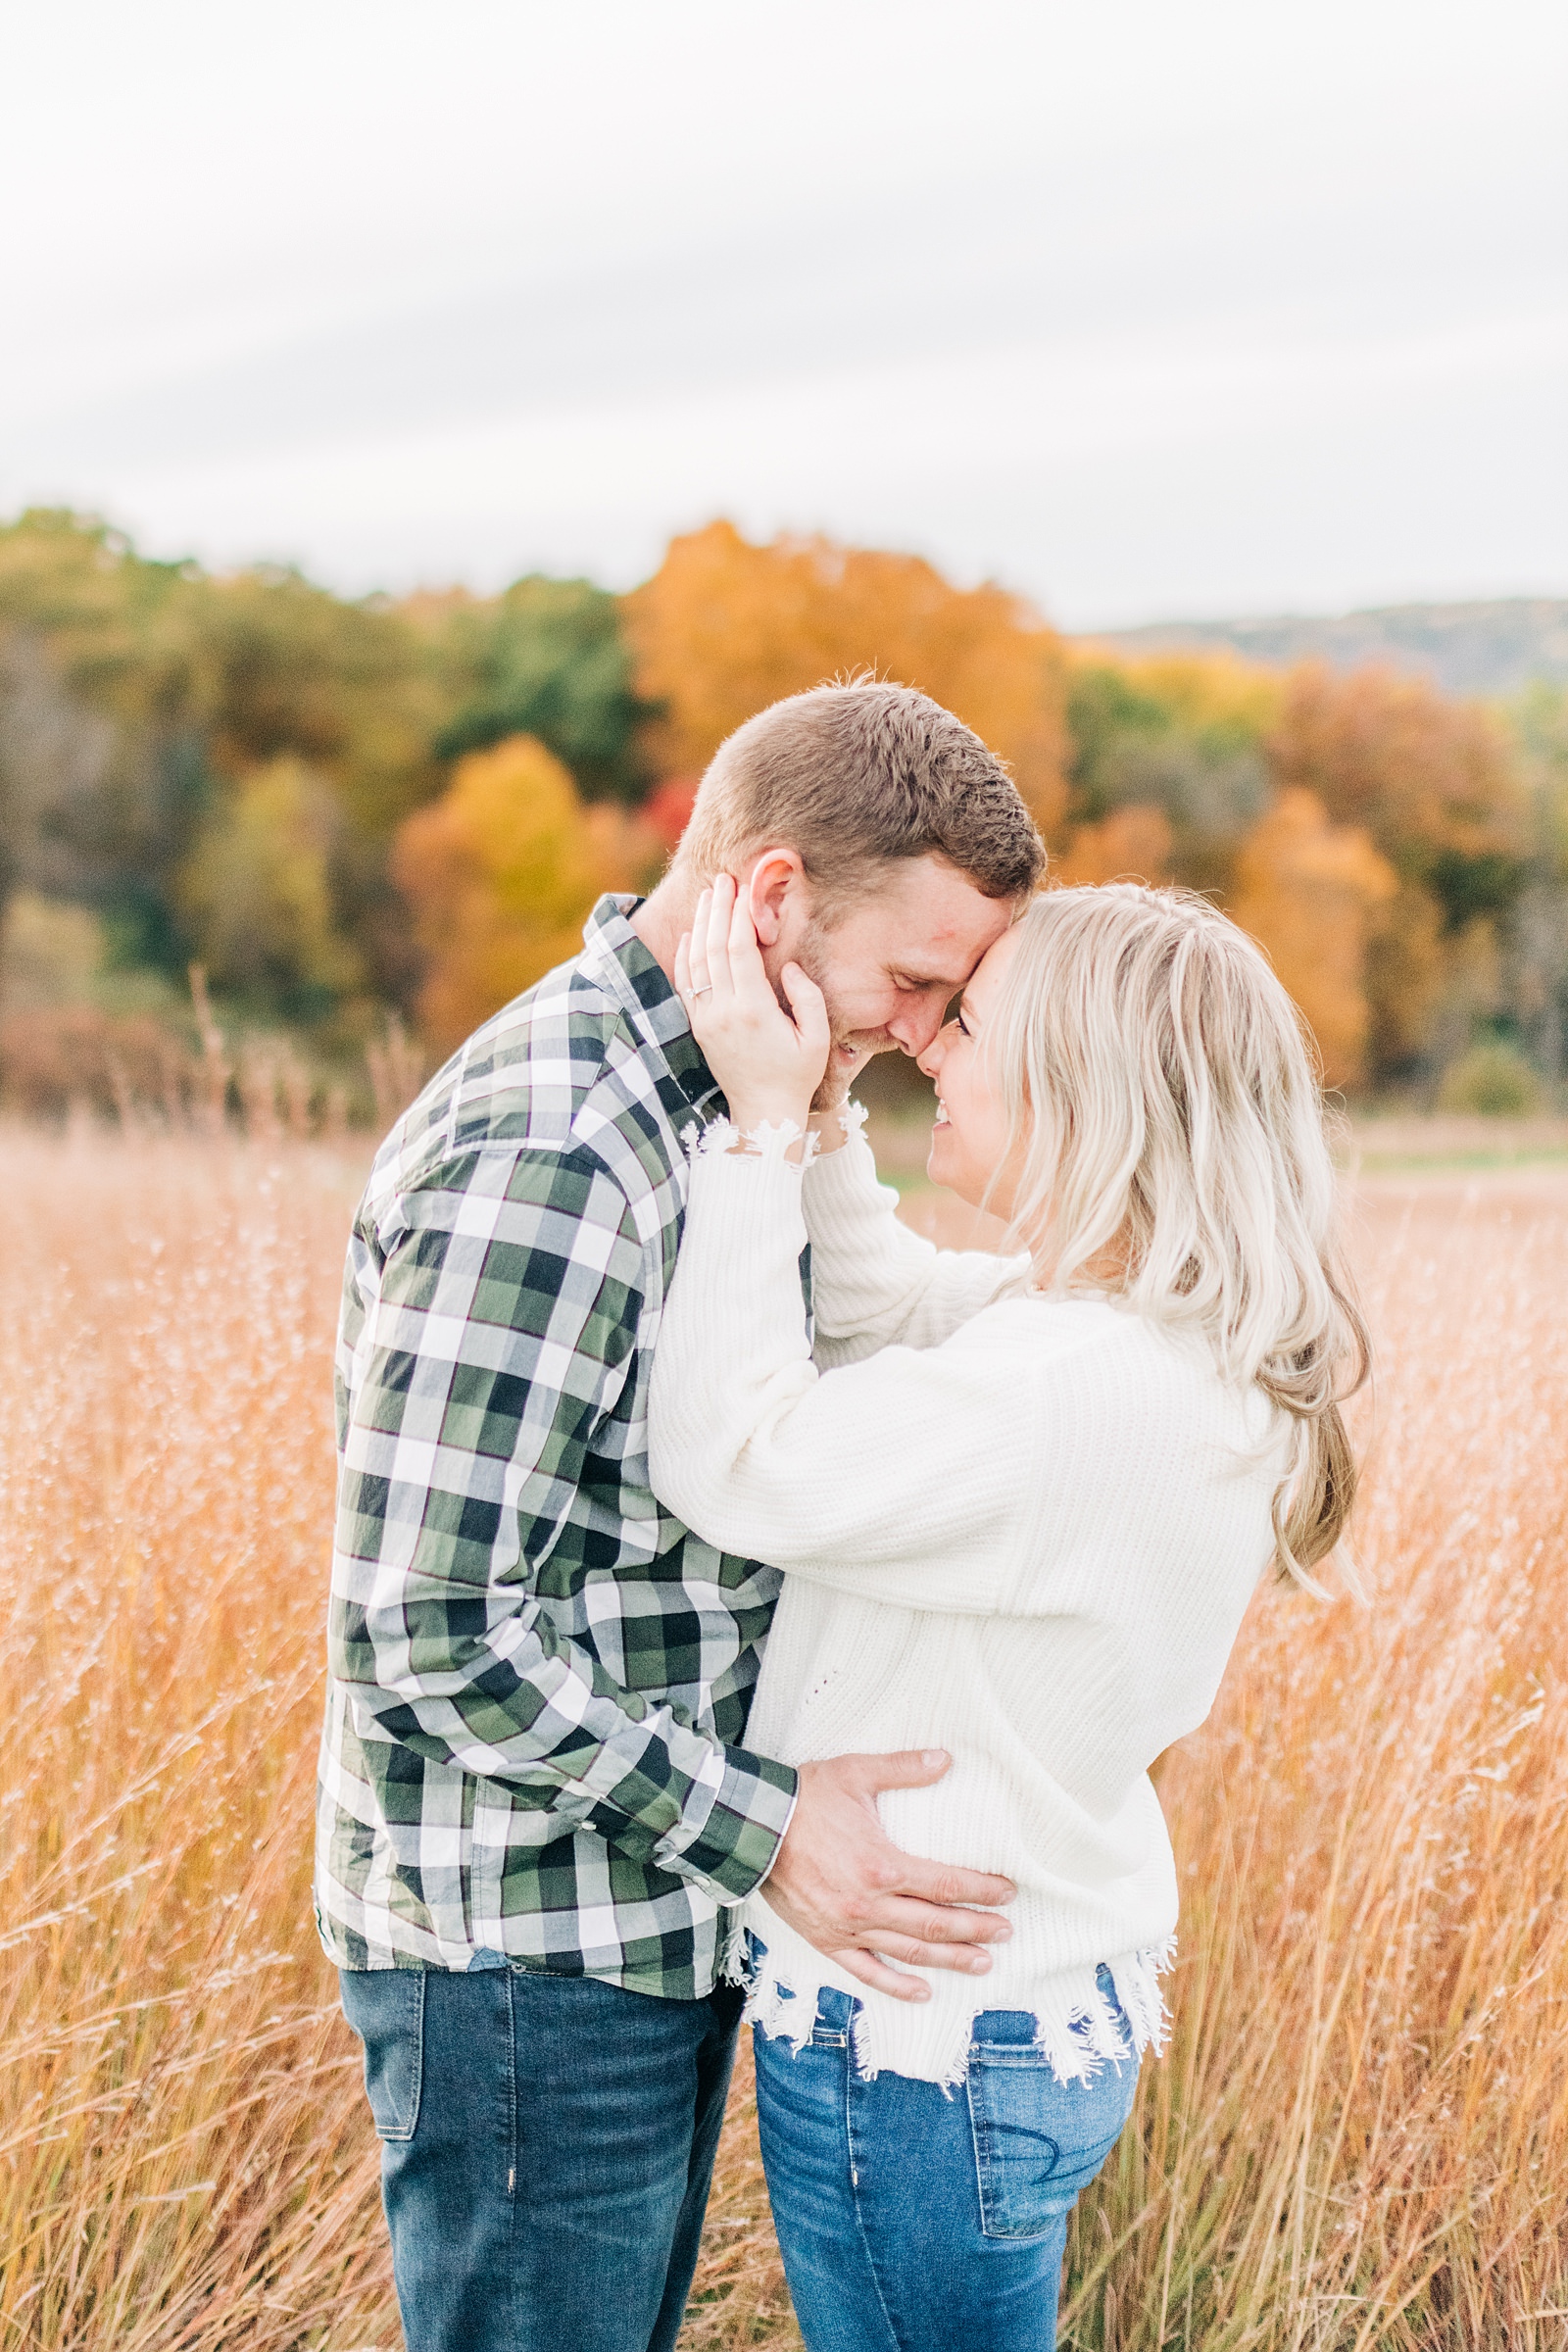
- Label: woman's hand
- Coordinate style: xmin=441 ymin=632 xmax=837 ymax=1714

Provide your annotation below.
xmin=676 ymin=874 xmax=830 ymax=1136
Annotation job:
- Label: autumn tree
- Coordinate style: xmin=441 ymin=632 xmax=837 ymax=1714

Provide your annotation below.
xmin=1 ymin=506 xmax=1550 ymax=1107
xmin=393 ymin=737 xmax=662 ymax=1054
xmin=1266 ymin=664 xmax=1528 ymax=1080
xmin=423 ymin=576 xmax=656 ymax=805
xmin=176 ymin=567 xmax=452 ymax=1016
xmin=1061 ymin=655 xmax=1279 ymax=899
xmin=0 ymin=512 xmax=446 ymax=1014
xmin=177 ymin=757 xmax=366 ymax=1023
xmin=0 ymin=511 xmax=202 ymax=968
xmin=1501 ymin=684 xmax=1568 ymax=1083
xmin=622 ymin=521 xmax=1069 ymax=839
xmin=186 ymin=564 xmax=443 ymax=843
xmin=1228 ymin=789 xmax=1396 ymax=1092
xmin=1054 ymin=805 xmax=1175 ymax=889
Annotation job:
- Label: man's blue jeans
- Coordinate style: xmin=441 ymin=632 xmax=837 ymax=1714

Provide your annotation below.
xmin=753 ymin=1970 xmax=1141 ymax=2352
xmin=339 ymin=1963 xmax=743 ymax=2352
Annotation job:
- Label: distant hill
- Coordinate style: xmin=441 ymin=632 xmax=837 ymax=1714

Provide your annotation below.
xmin=1084 ymin=599 xmax=1568 ymax=700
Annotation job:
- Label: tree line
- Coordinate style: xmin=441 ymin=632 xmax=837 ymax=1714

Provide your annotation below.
xmin=1 ymin=509 xmax=1563 ymax=1124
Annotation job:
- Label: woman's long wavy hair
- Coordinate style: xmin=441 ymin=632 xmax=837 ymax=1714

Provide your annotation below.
xmin=988 ymin=884 xmax=1369 ymax=1590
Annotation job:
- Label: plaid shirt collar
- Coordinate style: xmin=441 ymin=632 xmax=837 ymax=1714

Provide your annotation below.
xmin=578 ymin=896 xmax=721 ymax=1120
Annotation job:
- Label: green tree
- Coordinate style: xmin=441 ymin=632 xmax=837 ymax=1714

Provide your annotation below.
xmin=1063 ymin=659 xmax=1273 ymax=899
xmin=0 ymin=512 xmax=209 ymax=969
xmin=177 ymin=758 xmax=366 ymax=1024
xmin=426 ymin=576 xmax=655 ymax=804
xmin=1500 ymin=684 xmax=1568 ymax=1086
xmin=0 ymin=512 xmax=447 ymax=1015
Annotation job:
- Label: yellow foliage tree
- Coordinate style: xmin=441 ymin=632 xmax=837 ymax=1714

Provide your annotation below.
xmin=1229 ymin=788 xmax=1397 ymax=1092
xmin=623 ymin=521 xmax=1069 ymax=839
xmin=393 ymin=737 xmax=662 ymax=1053
xmin=178 ymin=757 xmax=365 ymax=1013
xmin=1088 ymin=649 xmax=1285 ymax=744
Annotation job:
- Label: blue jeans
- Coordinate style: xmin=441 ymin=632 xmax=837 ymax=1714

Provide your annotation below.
xmin=753 ymin=1969 xmax=1141 ymax=2352
xmin=339 ymin=1963 xmax=742 ymax=2352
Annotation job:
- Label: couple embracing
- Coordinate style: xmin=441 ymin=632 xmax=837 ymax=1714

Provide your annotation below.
xmin=317 ymin=682 xmax=1364 ymax=2352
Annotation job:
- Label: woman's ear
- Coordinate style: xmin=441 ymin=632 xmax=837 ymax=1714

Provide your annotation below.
xmin=745 ymin=849 xmax=806 ymax=947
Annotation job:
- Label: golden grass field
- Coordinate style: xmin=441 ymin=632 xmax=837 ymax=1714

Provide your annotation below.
xmin=1 ymin=1128 xmax=1564 ymax=2350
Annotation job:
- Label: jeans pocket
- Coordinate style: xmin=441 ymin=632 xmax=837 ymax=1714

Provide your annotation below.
xmin=965 ymin=2044 xmax=1138 ymax=2240
xmin=339 ymin=1968 xmax=426 ymax=2144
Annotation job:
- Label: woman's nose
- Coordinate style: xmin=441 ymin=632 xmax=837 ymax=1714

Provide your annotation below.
xmin=915 ymin=1026 xmax=950 ymax=1081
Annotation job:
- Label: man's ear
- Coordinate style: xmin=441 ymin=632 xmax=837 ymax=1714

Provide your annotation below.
xmin=744 ymin=849 xmax=806 ymax=948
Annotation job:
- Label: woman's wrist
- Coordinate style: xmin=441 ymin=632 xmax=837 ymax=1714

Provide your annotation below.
xmin=723 ymin=1091 xmax=813 ymax=1139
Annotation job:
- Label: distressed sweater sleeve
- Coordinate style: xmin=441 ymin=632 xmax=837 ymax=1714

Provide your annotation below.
xmin=649 ymin=1136 xmax=1038 ymax=1615
xmin=802 ymin=1116 xmax=1031 ymax=1368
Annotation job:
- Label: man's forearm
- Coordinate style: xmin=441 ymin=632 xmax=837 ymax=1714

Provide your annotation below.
xmin=334 ymin=1591 xmax=797 ymax=1898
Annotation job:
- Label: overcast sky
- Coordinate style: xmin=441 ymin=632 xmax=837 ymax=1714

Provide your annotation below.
xmin=3 ymin=0 xmax=1564 ymax=626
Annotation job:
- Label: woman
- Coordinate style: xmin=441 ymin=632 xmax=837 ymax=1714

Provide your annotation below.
xmin=648 ymin=875 xmax=1366 ymax=2352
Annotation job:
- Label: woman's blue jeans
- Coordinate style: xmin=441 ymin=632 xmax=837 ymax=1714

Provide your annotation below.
xmin=753 ymin=1968 xmax=1140 ymax=2352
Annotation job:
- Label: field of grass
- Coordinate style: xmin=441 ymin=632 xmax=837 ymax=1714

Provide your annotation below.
xmin=1 ymin=1130 xmax=1564 ymax=2349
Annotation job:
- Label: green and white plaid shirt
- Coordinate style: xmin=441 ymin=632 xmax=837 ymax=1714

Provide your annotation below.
xmin=315 ymin=897 xmax=799 ymax=1996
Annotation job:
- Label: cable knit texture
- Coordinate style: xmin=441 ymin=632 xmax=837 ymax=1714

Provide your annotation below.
xmin=649 ymin=1119 xmax=1286 ymax=2085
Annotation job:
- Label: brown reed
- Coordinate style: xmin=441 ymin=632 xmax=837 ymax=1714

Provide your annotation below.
xmin=0 ymin=1137 xmax=1562 ymax=2349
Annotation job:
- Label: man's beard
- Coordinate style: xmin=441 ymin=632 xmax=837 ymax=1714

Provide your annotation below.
xmin=788 ymin=919 xmax=897 ymax=1107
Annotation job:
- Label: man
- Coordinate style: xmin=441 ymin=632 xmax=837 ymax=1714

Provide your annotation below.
xmin=318 ymin=680 xmax=1047 ymax=2352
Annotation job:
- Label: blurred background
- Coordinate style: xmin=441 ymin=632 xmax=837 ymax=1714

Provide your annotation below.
xmin=2 ymin=0 xmax=1564 ymax=1131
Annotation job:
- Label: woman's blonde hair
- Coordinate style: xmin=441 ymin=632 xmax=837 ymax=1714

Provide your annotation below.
xmin=989 ymin=884 xmax=1368 ymax=1588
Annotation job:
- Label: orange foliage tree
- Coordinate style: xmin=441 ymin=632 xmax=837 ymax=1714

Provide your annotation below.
xmin=1054 ymin=806 xmax=1175 ymax=888
xmin=392 ymin=737 xmax=662 ymax=1054
xmin=622 ymin=520 xmax=1069 ymax=840
xmin=1269 ymin=662 xmax=1521 ymax=872
xmin=1267 ymin=665 xmax=1527 ymax=1077
xmin=1229 ymin=789 xmax=1397 ymax=1092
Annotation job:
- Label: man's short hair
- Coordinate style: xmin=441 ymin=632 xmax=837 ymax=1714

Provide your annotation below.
xmin=672 ymin=681 xmax=1047 ymax=911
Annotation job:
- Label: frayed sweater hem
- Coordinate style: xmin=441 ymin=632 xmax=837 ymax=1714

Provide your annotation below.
xmin=737 ymin=1936 xmax=1175 ymax=2090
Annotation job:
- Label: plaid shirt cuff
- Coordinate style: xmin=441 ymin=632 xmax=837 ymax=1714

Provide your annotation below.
xmin=654 ymin=1747 xmax=799 ymax=1902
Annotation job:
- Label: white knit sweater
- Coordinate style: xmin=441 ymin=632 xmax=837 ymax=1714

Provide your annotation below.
xmin=648 ymin=1119 xmax=1286 ymax=2085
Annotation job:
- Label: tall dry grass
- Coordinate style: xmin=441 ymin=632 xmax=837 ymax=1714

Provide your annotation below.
xmin=1054 ymin=1170 xmax=1568 ymax=2350
xmin=0 ymin=1137 xmax=390 ymax=2350
xmin=0 ymin=1136 xmax=1563 ymax=2349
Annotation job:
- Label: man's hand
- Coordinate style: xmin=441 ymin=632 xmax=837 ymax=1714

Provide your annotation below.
xmin=760 ymin=1750 xmax=1014 ymax=2003
xmin=675 ymin=875 xmax=830 ymax=1136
